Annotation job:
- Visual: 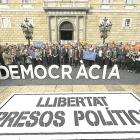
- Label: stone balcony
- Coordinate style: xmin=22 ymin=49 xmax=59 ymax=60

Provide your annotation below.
xmin=43 ymin=0 xmax=90 ymax=11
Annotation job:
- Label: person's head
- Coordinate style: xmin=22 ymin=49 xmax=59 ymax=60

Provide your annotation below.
xmin=54 ymin=46 xmax=57 ymax=50
xmin=99 ymin=47 xmax=102 ymax=50
xmin=60 ymin=46 xmax=63 ymax=50
xmin=130 ymin=47 xmax=134 ymax=51
xmin=43 ymin=45 xmax=46 ymax=49
xmin=4 ymin=48 xmax=9 ymax=54
xmin=75 ymin=47 xmax=78 ymax=50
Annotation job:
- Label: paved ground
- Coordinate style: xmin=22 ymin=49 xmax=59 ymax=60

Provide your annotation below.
xmin=0 ymin=68 xmax=140 ymax=86
xmin=0 ymin=85 xmax=140 ymax=105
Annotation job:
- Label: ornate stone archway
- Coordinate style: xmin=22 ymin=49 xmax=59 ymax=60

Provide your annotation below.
xmin=44 ymin=0 xmax=90 ymax=44
xmin=59 ymin=21 xmax=74 ymax=40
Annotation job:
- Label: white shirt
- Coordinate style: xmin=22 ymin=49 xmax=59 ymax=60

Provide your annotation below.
xmin=136 ymin=52 xmax=140 ymax=61
xmin=43 ymin=49 xmax=45 ymax=55
xmin=49 ymin=49 xmax=51 ymax=55
xmin=99 ymin=50 xmax=102 ymax=57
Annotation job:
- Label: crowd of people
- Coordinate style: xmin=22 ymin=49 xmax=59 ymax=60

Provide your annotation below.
xmin=0 ymin=42 xmax=140 ymax=76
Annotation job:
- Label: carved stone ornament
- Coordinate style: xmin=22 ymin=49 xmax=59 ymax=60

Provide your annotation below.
xmin=60 ymin=22 xmax=73 ymax=30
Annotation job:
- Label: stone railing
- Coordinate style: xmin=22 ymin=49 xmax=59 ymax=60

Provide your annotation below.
xmin=43 ymin=0 xmax=90 ymax=11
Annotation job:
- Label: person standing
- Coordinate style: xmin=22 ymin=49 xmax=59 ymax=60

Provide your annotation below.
xmin=118 ymin=45 xmax=126 ymax=70
xmin=53 ymin=46 xmax=58 ymax=65
xmin=2 ymin=48 xmax=12 ymax=66
xmin=59 ymin=46 xmax=65 ymax=66
xmin=42 ymin=45 xmax=47 ymax=67
xmin=15 ymin=49 xmax=24 ymax=74
xmin=97 ymin=47 xmax=104 ymax=69
xmin=36 ymin=48 xmax=41 ymax=65
xmin=74 ymin=47 xmax=79 ymax=68
xmin=79 ymin=46 xmax=85 ymax=65
xmin=92 ymin=45 xmax=99 ymax=65
xmin=111 ymin=47 xmax=118 ymax=67
xmin=24 ymin=50 xmax=32 ymax=68
xmin=135 ymin=47 xmax=140 ymax=74
xmin=65 ymin=45 xmax=69 ymax=64
xmin=105 ymin=47 xmax=112 ymax=69
xmin=48 ymin=46 xmax=53 ymax=66
xmin=68 ymin=46 xmax=74 ymax=66
xmin=126 ymin=47 xmax=136 ymax=73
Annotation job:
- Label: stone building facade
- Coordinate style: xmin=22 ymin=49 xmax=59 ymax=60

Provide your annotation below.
xmin=0 ymin=0 xmax=140 ymax=45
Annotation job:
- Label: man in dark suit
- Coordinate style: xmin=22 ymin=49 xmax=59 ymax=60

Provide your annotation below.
xmin=117 ymin=45 xmax=126 ymax=70
xmin=59 ymin=46 xmax=65 ymax=66
xmin=42 ymin=45 xmax=47 ymax=67
xmin=64 ymin=45 xmax=69 ymax=64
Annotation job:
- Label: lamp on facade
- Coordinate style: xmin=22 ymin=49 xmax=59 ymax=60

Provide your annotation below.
xmin=20 ymin=18 xmax=34 ymax=46
xmin=99 ymin=17 xmax=112 ymax=44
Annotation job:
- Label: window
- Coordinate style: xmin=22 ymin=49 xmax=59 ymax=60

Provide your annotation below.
xmin=100 ymin=0 xmax=113 ymax=9
xmin=101 ymin=0 xmax=111 ymax=4
xmin=1 ymin=17 xmax=11 ymax=28
xmin=0 ymin=0 xmax=8 ymax=3
xmin=24 ymin=17 xmax=33 ymax=26
xmin=125 ymin=0 xmax=136 ymax=4
xmin=22 ymin=0 xmax=32 ymax=3
xmin=122 ymin=18 xmax=132 ymax=28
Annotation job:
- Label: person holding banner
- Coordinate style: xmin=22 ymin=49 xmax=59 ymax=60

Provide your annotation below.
xmin=92 ymin=45 xmax=99 ymax=65
xmin=68 ymin=46 xmax=74 ymax=67
xmin=53 ymin=46 xmax=58 ymax=65
xmin=59 ymin=46 xmax=65 ymax=66
xmin=85 ymin=47 xmax=90 ymax=67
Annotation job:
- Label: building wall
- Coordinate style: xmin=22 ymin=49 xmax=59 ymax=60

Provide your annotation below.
xmin=86 ymin=12 xmax=140 ymax=44
xmin=0 ymin=0 xmax=140 ymax=45
xmin=0 ymin=11 xmax=48 ymax=45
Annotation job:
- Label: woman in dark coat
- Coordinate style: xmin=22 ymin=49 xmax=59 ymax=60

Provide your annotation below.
xmin=105 ymin=47 xmax=112 ymax=69
xmin=126 ymin=47 xmax=136 ymax=73
xmin=74 ymin=47 xmax=79 ymax=68
xmin=111 ymin=47 xmax=118 ymax=67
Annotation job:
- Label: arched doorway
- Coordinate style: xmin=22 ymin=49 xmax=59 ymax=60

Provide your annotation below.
xmin=59 ymin=21 xmax=73 ymax=40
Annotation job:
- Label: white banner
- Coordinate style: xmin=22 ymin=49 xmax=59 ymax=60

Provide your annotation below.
xmin=0 ymin=92 xmax=140 ymax=139
xmin=61 ymin=40 xmax=77 ymax=45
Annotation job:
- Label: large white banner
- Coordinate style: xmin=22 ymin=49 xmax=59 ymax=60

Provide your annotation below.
xmin=0 ymin=92 xmax=140 ymax=139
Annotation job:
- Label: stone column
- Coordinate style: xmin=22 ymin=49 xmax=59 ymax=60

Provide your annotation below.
xmin=47 ymin=16 xmax=51 ymax=44
xmin=83 ymin=16 xmax=86 ymax=41
xmin=76 ymin=16 xmax=79 ymax=42
xmin=55 ymin=16 xmax=58 ymax=44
